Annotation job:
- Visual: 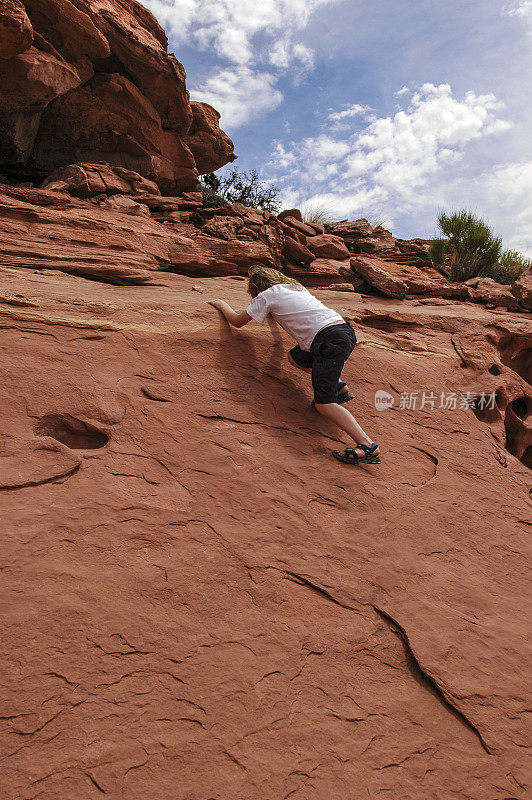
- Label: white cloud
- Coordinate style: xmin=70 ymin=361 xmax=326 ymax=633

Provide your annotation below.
xmin=504 ymin=1 xmax=532 ymax=27
xmin=270 ymin=141 xmax=297 ymax=169
xmin=145 ymin=0 xmax=338 ymax=65
xmin=327 ymin=103 xmax=369 ymax=122
xmin=327 ymin=103 xmax=372 ymax=130
xmin=345 ymin=84 xmax=513 ymax=194
xmin=269 ymin=40 xmax=314 ymax=73
xmin=478 ymin=161 xmax=532 ymax=255
xmin=145 ymin=0 xmax=341 ymax=127
xmin=190 ymin=66 xmax=283 ymax=127
xmin=268 ymin=84 xmax=513 ymax=223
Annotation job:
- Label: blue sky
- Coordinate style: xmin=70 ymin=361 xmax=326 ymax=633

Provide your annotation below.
xmin=145 ymin=0 xmax=532 ymax=254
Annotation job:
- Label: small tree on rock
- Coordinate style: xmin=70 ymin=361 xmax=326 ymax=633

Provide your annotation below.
xmin=200 ymin=168 xmax=280 ymax=213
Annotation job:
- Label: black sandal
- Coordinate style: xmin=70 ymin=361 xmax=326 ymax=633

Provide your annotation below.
xmin=332 ymin=442 xmax=381 ymax=465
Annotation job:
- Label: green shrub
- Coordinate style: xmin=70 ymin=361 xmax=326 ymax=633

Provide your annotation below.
xmin=430 ymin=209 xmax=530 ymax=284
xmin=199 ymin=168 xmax=280 ymax=213
xmin=429 ymin=210 xmax=502 ymax=282
xmin=199 ymin=172 xmax=227 ymax=208
xmin=491 ymin=250 xmax=531 ymax=284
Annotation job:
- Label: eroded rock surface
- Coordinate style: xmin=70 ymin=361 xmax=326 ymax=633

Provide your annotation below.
xmin=0 ymin=0 xmax=32 ymax=60
xmin=0 ymin=0 xmax=235 ymax=191
xmin=0 ymin=263 xmax=530 ymax=799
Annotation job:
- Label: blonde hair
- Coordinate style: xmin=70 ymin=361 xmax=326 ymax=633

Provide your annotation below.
xmin=247 ymin=264 xmax=303 ymax=298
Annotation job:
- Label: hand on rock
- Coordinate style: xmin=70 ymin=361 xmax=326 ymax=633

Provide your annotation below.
xmin=208 ymin=299 xmax=224 ymax=310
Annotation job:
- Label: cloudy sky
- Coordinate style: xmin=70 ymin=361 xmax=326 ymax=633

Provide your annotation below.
xmin=145 ymin=0 xmax=532 ymax=254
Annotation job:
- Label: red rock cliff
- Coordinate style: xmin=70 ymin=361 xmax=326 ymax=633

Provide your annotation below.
xmin=0 ymin=0 xmax=236 ymax=192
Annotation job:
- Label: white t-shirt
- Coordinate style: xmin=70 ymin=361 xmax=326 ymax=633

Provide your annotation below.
xmin=246 ymin=284 xmax=344 ymax=351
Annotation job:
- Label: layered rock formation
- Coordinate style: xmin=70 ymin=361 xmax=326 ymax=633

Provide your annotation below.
xmin=2 ymin=178 xmax=529 ymax=312
xmin=0 ymin=0 xmax=235 ymax=192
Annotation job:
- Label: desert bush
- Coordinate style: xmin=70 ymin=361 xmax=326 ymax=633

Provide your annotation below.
xmin=429 ymin=210 xmax=502 ymax=282
xmin=200 ymin=172 xmax=227 ymax=208
xmin=200 ymin=168 xmax=280 ymax=213
xmin=491 ymin=250 xmax=531 ymax=284
xmin=367 ymin=214 xmax=390 ymax=229
xmin=430 ymin=209 xmax=530 ymax=284
xmin=300 ymin=200 xmax=338 ymax=226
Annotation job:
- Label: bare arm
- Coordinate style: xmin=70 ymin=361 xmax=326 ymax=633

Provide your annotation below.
xmin=208 ymin=299 xmax=253 ymax=328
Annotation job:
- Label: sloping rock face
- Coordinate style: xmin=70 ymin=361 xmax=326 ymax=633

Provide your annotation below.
xmin=0 ymin=262 xmax=530 ymax=799
xmin=0 ymin=0 xmax=235 ymax=191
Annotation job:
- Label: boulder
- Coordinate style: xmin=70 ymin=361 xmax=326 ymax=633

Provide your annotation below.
xmin=306 ymin=233 xmax=350 ymax=260
xmin=104 ymin=193 xmax=150 ymax=216
xmin=186 ymin=101 xmax=236 ymax=174
xmin=395 ymin=238 xmax=433 ymax=269
xmin=0 ymin=47 xmax=81 ymax=163
xmin=328 ymin=218 xmax=373 ymax=238
xmin=201 ymin=216 xmax=240 ymax=241
xmin=23 ymin=0 xmax=109 ymax=63
xmin=0 ymin=47 xmax=81 ymax=112
xmin=304 ymin=221 xmax=325 ymax=235
xmin=158 ymin=210 xmax=194 ymax=224
xmin=350 ymin=256 xmax=408 ymax=298
xmin=328 ymin=282 xmax=355 ymax=292
xmin=282 ymin=215 xmax=317 ymax=238
xmin=282 ymin=236 xmax=314 ymax=265
xmin=289 ymin=257 xmax=351 ymax=287
xmin=86 ymin=0 xmax=193 ymax=134
xmin=190 ymin=203 xmax=283 ymax=266
xmin=42 ymin=163 xmax=160 ymax=197
xmin=278 ymin=219 xmax=307 ymax=244
xmin=511 ymin=267 xmax=532 ymax=310
xmin=278 ymin=208 xmax=303 ymax=222
xmin=469 ymin=277 xmax=520 ymax=311
xmin=432 ymin=282 xmax=471 ymax=300
xmin=402 ymin=277 xmax=434 ymax=295
xmin=357 ymin=232 xmax=396 ymax=255
xmin=0 ymin=0 xmax=32 ymax=60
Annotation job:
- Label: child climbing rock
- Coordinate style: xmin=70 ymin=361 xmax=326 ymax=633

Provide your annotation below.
xmin=208 ymin=265 xmax=380 ymax=465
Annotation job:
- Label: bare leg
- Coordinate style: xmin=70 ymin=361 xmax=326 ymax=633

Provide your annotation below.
xmin=314 ymin=402 xmax=379 ymax=457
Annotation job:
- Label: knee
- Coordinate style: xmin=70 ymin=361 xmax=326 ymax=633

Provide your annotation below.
xmin=314 ymin=402 xmax=335 ymax=416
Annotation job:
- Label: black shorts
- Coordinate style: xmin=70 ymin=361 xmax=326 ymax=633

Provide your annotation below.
xmin=290 ymin=322 xmax=357 ymax=404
